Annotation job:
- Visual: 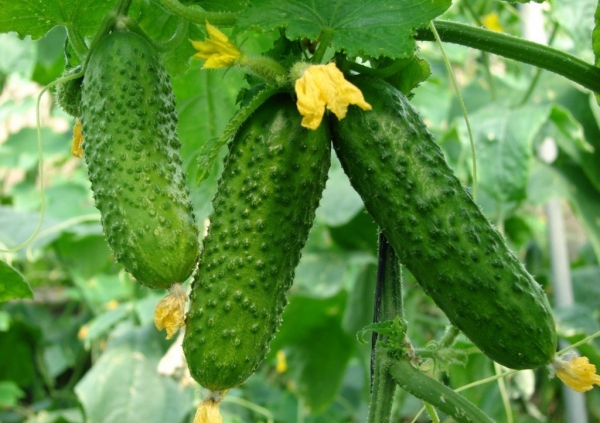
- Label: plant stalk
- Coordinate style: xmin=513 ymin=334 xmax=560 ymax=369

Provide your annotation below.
xmin=367 ymin=233 xmax=403 ymax=423
xmin=415 ymin=20 xmax=600 ymax=94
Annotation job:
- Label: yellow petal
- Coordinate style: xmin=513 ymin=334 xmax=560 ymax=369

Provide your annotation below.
xmin=190 ymin=23 xmax=240 ymax=69
xmin=154 ymin=283 xmax=187 ymax=339
xmin=71 ymin=118 xmax=84 ymax=158
xmin=276 ymin=350 xmax=287 ymax=373
xmin=555 ymin=356 xmax=600 ymax=392
xmin=193 ymin=391 xmax=227 ymax=423
xmin=294 ymin=62 xmax=371 ymax=130
xmin=482 ymin=13 xmax=503 ymax=32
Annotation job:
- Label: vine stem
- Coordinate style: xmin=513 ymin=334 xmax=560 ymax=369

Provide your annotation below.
xmin=416 ymin=20 xmax=600 ymax=94
xmin=368 ymin=233 xmax=403 ymax=423
xmin=429 ymin=21 xmax=478 ymax=201
xmin=311 ymin=28 xmax=335 ymax=64
xmin=159 ymin=0 xmax=238 ymax=26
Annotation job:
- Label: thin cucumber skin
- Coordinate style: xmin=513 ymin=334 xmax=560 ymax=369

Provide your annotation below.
xmin=330 ymin=76 xmax=556 ymax=370
xmin=183 ymin=94 xmax=331 ymax=391
xmin=80 ymin=31 xmax=199 ymax=289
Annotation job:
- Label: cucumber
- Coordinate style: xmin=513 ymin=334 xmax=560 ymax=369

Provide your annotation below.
xmin=80 ymin=30 xmax=199 ymax=289
xmin=330 ymin=76 xmax=556 ymax=369
xmin=183 ymin=94 xmax=331 ymax=390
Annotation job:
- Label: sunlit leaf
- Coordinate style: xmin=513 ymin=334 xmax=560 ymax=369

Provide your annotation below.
xmin=0 ymin=260 xmax=32 ymax=302
xmin=0 ymin=0 xmax=115 ymax=39
xmin=236 ymin=0 xmax=452 ymax=59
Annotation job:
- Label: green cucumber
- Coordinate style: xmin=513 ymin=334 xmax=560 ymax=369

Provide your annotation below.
xmin=330 ymin=76 xmax=556 ymax=369
xmin=80 ymin=30 xmax=199 ymax=289
xmin=183 ymin=94 xmax=331 ymax=391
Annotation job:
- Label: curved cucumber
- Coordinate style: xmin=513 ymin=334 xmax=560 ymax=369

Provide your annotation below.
xmin=330 ymin=76 xmax=556 ymax=369
xmin=183 ymin=94 xmax=331 ymax=390
xmin=80 ymin=30 xmax=199 ymax=289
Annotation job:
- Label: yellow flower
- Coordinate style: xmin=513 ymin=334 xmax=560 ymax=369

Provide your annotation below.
xmin=294 ymin=62 xmax=372 ymax=130
xmin=71 ymin=118 xmax=84 ymax=158
xmin=154 ymin=283 xmax=187 ymax=339
xmin=191 ymin=22 xmax=241 ymax=69
xmin=482 ymin=13 xmax=503 ymax=32
xmin=276 ymin=350 xmax=288 ymax=373
xmin=193 ymin=392 xmax=227 ymax=423
xmin=554 ymin=355 xmax=600 ymax=392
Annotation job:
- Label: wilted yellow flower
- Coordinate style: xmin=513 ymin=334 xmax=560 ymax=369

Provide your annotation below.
xmin=154 ymin=283 xmax=187 ymax=339
xmin=554 ymin=355 xmax=600 ymax=392
xmin=294 ymin=62 xmax=372 ymax=130
xmin=276 ymin=349 xmax=287 ymax=373
xmin=191 ymin=22 xmax=241 ymax=69
xmin=193 ymin=392 xmax=227 ymax=423
xmin=482 ymin=13 xmax=503 ymax=32
xmin=71 ymin=118 xmax=84 ymax=158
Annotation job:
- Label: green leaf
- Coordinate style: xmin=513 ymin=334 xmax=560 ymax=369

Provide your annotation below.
xmin=594 ymin=1 xmax=600 ymax=69
xmin=341 ymin=263 xmax=376 ymax=336
xmin=294 ymin=251 xmax=373 ymax=298
xmin=235 ymin=0 xmax=452 ymax=59
xmin=80 ymin=304 xmax=133 ymax=348
xmin=546 ymin=104 xmax=594 ymax=164
xmin=459 ymin=103 xmax=550 ymax=202
xmin=0 ymin=380 xmax=25 ymax=407
xmin=0 ymin=260 xmax=33 ymax=302
xmin=552 ymin=0 xmax=595 ymax=63
xmin=0 ymin=33 xmax=37 ymax=78
xmin=0 ymin=0 xmax=115 ymax=40
xmin=316 ymin=154 xmax=364 ymax=226
xmin=75 ymin=324 xmax=193 ymax=423
xmin=128 ymin=0 xmax=203 ymax=77
xmin=549 ymin=161 xmax=600 ymax=261
xmin=270 ymin=294 xmax=355 ymax=412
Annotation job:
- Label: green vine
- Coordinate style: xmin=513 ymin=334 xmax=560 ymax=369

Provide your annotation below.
xmin=159 ymin=0 xmax=238 ymax=26
xmin=416 ymin=20 xmax=600 ymax=94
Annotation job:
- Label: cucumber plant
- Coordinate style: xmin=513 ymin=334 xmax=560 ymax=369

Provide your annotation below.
xmin=3 ymin=0 xmax=600 ymax=422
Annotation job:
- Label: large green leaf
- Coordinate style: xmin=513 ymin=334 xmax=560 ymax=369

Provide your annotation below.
xmin=0 ymin=381 xmax=24 ymax=407
xmin=0 ymin=260 xmax=32 ymax=302
xmin=459 ymin=103 xmax=550 ymax=203
xmin=75 ymin=324 xmax=193 ymax=423
xmin=316 ymin=154 xmax=364 ymax=226
xmin=129 ymin=0 xmax=204 ymax=77
xmin=0 ymin=0 xmax=115 ymax=39
xmin=235 ymin=0 xmax=452 ymax=59
xmin=553 ymin=0 xmax=595 ymax=62
xmin=594 ymin=0 xmax=600 ymax=68
xmin=549 ymin=161 xmax=600 ymax=261
xmin=270 ymin=294 xmax=355 ymax=412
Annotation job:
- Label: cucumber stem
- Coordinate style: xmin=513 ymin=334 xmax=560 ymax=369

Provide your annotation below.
xmin=415 ymin=20 xmax=600 ymax=94
xmin=159 ymin=0 xmax=238 ymax=26
xmin=311 ymin=28 xmax=335 ymax=64
xmin=367 ymin=233 xmax=403 ymax=423
xmin=66 ymin=25 xmax=88 ymax=58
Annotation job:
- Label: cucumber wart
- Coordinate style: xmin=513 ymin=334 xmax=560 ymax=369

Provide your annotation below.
xmin=183 ymin=94 xmax=331 ymax=391
xmin=330 ymin=76 xmax=556 ymax=370
xmin=80 ymin=30 xmax=199 ymax=290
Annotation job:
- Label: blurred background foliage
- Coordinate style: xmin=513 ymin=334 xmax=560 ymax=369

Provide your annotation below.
xmin=1 ymin=0 xmax=600 ymax=422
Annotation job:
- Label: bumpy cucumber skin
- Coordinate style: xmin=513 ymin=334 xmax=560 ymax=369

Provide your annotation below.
xmin=80 ymin=31 xmax=199 ymax=289
xmin=183 ymin=94 xmax=331 ymax=390
xmin=330 ymin=76 xmax=556 ymax=369
xmin=55 ymin=65 xmax=83 ymax=117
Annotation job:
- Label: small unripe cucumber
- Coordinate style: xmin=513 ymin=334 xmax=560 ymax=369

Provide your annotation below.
xmin=330 ymin=76 xmax=556 ymax=369
xmin=183 ymin=94 xmax=331 ymax=390
xmin=80 ymin=31 xmax=199 ymax=289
